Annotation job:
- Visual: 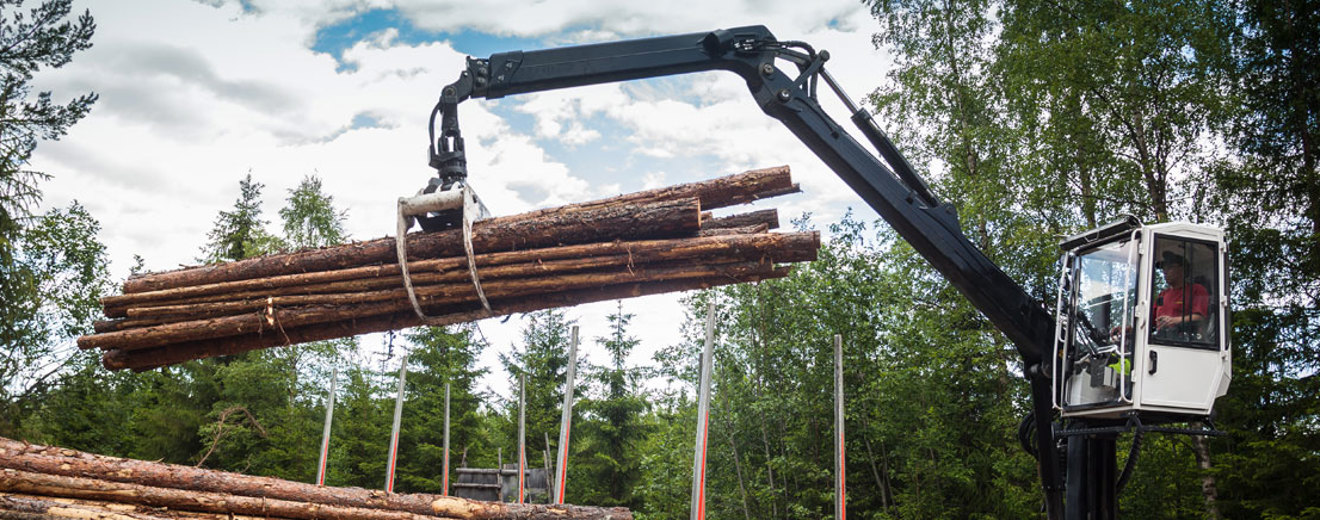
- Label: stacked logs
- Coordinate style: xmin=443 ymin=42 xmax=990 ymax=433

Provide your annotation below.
xmin=79 ymin=166 xmax=818 ymax=371
xmin=0 ymin=437 xmax=630 ymax=520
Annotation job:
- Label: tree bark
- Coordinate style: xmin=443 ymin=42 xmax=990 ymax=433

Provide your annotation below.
xmin=122 ymin=198 xmax=701 ymax=294
xmin=507 ymin=166 xmax=792 ymax=222
xmin=696 ymin=224 xmax=770 ymax=237
xmin=0 ymin=470 xmax=442 ymax=520
xmin=83 ymin=260 xmax=783 ymax=352
xmin=123 ymin=165 xmax=799 ymax=294
xmin=0 ymin=442 xmax=631 ymax=520
xmin=103 ymin=268 xmax=791 ymax=371
xmin=1190 ymin=432 xmax=1220 ymax=520
xmin=0 ymin=493 xmax=272 ymax=520
xmin=104 ymin=232 xmax=817 ymax=318
xmin=702 ymin=209 xmax=778 ymax=230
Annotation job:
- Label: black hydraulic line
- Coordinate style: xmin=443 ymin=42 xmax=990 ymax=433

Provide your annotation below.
xmin=1116 ymin=428 xmax=1144 ymax=494
xmin=1019 ymin=411 xmax=1039 ymax=459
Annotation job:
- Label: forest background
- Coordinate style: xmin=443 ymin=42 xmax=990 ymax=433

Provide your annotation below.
xmin=2 ymin=0 xmax=1317 ymax=519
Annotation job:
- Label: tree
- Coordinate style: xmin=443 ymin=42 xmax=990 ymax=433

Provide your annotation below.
xmin=0 ymin=0 xmax=99 ymax=437
xmin=199 ymin=173 xmax=282 ymax=263
xmin=272 ymin=173 xmax=355 ymax=396
xmin=574 ymin=301 xmax=649 ymax=508
xmin=395 ymin=326 xmax=490 ymax=493
xmin=327 ymin=364 xmax=390 ymax=488
xmin=0 ymin=0 xmax=95 ymax=249
xmin=1207 ymin=1 xmax=1320 ymax=517
xmin=0 ymin=202 xmax=110 ymax=436
xmin=499 ymin=309 xmax=575 ymax=500
xmin=280 ymin=174 xmax=347 ymax=249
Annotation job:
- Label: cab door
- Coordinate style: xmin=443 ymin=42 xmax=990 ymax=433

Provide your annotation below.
xmin=1138 ymin=233 xmax=1227 ymax=413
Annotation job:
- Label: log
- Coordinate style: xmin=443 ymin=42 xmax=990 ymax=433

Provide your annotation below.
xmin=82 ymin=260 xmax=777 ymax=352
xmin=495 ymin=165 xmax=792 ymax=222
xmin=121 ymin=164 xmax=799 ymax=295
xmin=106 ymin=231 xmax=818 ymax=318
xmin=0 ymin=440 xmax=631 ymax=520
xmin=0 ymin=494 xmax=224 ymax=520
xmin=104 ymin=266 xmax=793 ymax=371
xmin=697 ymin=224 xmax=770 ymax=237
xmin=0 ymin=469 xmax=442 ymax=520
xmin=121 ymin=198 xmax=701 ymax=294
xmin=703 ymin=209 xmax=778 ymax=230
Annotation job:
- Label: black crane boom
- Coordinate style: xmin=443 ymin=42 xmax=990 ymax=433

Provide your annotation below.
xmin=429 ymin=25 xmax=1070 ymax=518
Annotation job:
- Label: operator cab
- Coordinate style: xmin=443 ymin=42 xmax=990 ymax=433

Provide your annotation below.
xmin=1052 ymin=217 xmax=1231 ymax=420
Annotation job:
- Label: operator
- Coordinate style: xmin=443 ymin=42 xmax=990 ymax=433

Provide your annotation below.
xmin=1152 ymin=251 xmax=1209 ymax=334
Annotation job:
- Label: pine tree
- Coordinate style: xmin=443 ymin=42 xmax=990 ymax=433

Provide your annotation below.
xmin=328 ymin=365 xmax=390 ymax=488
xmin=0 ymin=0 xmax=96 ymax=250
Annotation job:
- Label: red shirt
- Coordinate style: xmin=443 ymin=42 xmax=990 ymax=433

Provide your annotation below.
xmin=1155 ymin=283 xmax=1209 ymax=320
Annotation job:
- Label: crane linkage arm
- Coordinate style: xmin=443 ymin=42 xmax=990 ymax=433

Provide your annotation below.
xmin=430 ymin=25 xmax=1064 ymax=516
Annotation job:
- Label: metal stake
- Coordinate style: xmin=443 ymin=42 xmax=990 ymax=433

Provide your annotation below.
xmin=316 ymin=367 xmax=338 ymax=486
xmin=443 ymin=382 xmax=451 ymax=496
xmin=518 ymin=373 xmax=526 ymax=503
xmin=386 ymin=354 xmax=408 ymax=493
xmin=554 ymin=325 xmax=579 ymax=504
xmin=690 ymin=301 xmax=715 ymax=520
xmin=834 ymin=334 xmax=846 ymax=520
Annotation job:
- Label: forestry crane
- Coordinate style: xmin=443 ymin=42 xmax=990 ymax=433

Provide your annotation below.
xmin=411 ymin=26 xmax=1232 ymax=520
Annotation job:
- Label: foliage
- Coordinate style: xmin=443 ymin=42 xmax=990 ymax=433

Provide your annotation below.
xmin=394 ymin=326 xmax=490 ymax=493
xmin=498 ymin=308 xmax=576 ymax=493
xmin=573 ymin=302 xmax=650 ymax=508
xmin=0 ymin=0 xmax=95 ymax=248
xmin=0 ymin=202 xmax=110 ymax=436
xmin=1208 ymin=14 xmax=1320 ymax=517
xmin=281 ymin=174 xmax=348 ymax=249
xmin=199 ymin=173 xmax=283 ymax=263
xmin=4 ymin=1 xmax=1319 ymax=518
xmin=0 ymin=0 xmax=100 ymax=437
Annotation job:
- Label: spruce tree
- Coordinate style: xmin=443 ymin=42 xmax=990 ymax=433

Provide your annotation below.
xmin=395 ymin=326 xmax=489 ymax=493
xmin=575 ymin=302 xmax=648 ymax=507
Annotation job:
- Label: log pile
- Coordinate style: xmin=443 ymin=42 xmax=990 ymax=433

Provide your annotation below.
xmin=79 ymin=166 xmax=817 ymax=371
xmin=0 ymin=437 xmax=630 ymax=520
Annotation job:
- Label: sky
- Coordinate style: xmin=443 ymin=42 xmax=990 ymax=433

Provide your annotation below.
xmin=29 ymin=0 xmax=893 ymax=400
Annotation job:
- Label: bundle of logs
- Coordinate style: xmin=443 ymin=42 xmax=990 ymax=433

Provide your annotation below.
xmin=80 ymin=166 xmax=818 ymax=371
xmin=0 ymin=437 xmax=631 ymax=520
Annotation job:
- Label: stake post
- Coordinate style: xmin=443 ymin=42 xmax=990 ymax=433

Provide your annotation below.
xmin=316 ymin=367 xmax=338 ymax=486
xmin=386 ymin=354 xmax=408 ymax=493
xmin=554 ymin=325 xmax=579 ymax=504
xmin=690 ymin=302 xmax=715 ymax=520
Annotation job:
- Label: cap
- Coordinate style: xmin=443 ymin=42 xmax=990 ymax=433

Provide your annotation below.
xmin=1157 ymin=251 xmax=1185 ymax=269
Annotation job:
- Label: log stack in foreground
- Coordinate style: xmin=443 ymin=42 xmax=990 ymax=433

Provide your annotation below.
xmin=80 ymin=166 xmax=817 ymax=371
xmin=0 ymin=437 xmax=630 ymax=520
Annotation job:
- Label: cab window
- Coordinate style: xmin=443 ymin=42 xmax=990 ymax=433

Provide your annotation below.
xmin=1149 ymin=237 xmax=1217 ymax=348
